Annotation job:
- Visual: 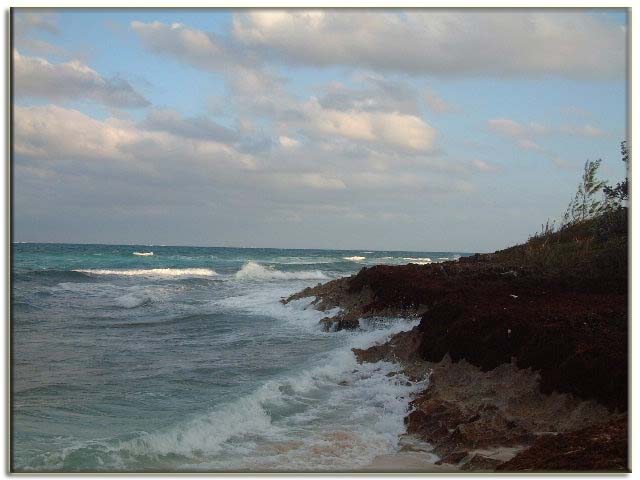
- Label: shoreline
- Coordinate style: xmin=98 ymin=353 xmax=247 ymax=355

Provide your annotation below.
xmin=284 ymin=250 xmax=628 ymax=472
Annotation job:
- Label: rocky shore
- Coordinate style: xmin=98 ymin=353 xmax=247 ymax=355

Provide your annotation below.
xmin=283 ymin=234 xmax=628 ymax=471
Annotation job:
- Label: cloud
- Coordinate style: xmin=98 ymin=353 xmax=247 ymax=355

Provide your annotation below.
xmin=14 ymin=101 xmax=478 ymax=249
xmin=13 ymin=51 xmax=150 ymax=108
xmin=15 ymin=37 xmax=67 ymax=57
xmin=488 ymin=118 xmax=609 ymax=147
xmin=559 ymin=125 xmax=609 ymax=138
xmin=319 ymin=74 xmax=421 ymax=115
xmin=298 ymin=98 xmax=437 ymax=152
xmin=14 ymin=11 xmax=60 ymax=35
xmin=278 ymin=136 xmax=300 ymax=148
xmin=488 ymin=117 xmax=611 ymax=167
xmin=233 ymin=10 xmax=626 ymax=79
xmin=131 ymin=20 xmax=294 ymax=119
xmin=131 ymin=21 xmax=233 ymax=72
xmin=269 ymin=172 xmax=346 ymax=190
xmin=140 ymin=109 xmax=238 ymax=143
xmin=469 ymin=159 xmax=502 ymax=173
xmin=14 ymin=104 xmax=256 ymax=171
xmin=424 ymin=88 xmax=462 ymax=114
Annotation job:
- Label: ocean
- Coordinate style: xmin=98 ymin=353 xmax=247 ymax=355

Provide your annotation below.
xmin=11 ymin=243 xmax=466 ymax=472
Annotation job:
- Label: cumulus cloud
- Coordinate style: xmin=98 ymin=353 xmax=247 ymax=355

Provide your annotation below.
xmin=131 ymin=20 xmax=295 ymax=119
xmin=298 ymin=98 xmax=437 ymax=152
xmin=13 ymin=51 xmax=150 ymax=108
xmin=131 ymin=20 xmax=235 ymax=72
xmin=233 ymin=10 xmax=626 ymax=79
xmin=14 ymin=104 xmax=256 ymax=170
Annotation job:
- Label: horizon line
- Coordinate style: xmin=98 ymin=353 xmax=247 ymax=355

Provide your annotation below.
xmin=11 ymin=240 xmax=481 ymax=254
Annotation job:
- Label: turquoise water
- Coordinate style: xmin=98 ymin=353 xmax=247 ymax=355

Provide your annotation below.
xmin=11 ymin=243 xmax=466 ymax=472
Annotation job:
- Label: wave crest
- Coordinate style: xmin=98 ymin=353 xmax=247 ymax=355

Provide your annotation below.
xmin=343 ymin=256 xmax=365 ymax=262
xmin=74 ymin=268 xmax=217 ymax=278
xmin=403 ymin=257 xmax=432 ymax=264
xmin=234 ymin=262 xmax=328 ymax=281
xmin=133 ymin=252 xmax=154 ymax=256
xmin=115 ymin=293 xmax=152 ymax=309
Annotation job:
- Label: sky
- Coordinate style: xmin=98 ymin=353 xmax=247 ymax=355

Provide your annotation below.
xmin=12 ymin=8 xmax=629 ymax=252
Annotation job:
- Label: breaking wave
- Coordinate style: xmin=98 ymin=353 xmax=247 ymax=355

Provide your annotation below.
xmin=115 ymin=293 xmax=152 ymax=309
xmin=74 ymin=268 xmax=218 ymax=278
xmin=343 ymin=256 xmax=366 ymax=262
xmin=403 ymin=257 xmax=432 ymax=264
xmin=234 ymin=262 xmax=328 ymax=281
xmin=30 ymin=318 xmax=423 ymax=471
xmin=133 ymin=252 xmax=154 ymax=257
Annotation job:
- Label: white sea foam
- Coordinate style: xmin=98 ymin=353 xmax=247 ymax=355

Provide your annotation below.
xmin=133 ymin=252 xmax=154 ymax=256
xmin=74 ymin=268 xmax=217 ymax=278
xmin=114 ymin=318 xmax=423 ymax=471
xmin=115 ymin=293 xmax=152 ymax=309
xmin=343 ymin=256 xmax=366 ymax=262
xmin=403 ymin=257 xmax=432 ymax=264
xmin=234 ymin=262 xmax=328 ymax=281
xmin=214 ymin=284 xmax=336 ymax=332
xmin=25 ymin=270 xmax=423 ymax=472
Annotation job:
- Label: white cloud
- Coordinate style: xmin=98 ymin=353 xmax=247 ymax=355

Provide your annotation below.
xmin=278 ymin=136 xmax=300 ymax=148
xmin=233 ymin=10 xmax=626 ymax=79
xmin=14 ymin=105 xmax=256 ymax=171
xmin=131 ymin=21 xmax=230 ymax=71
xmin=131 ymin=20 xmax=267 ymax=84
xmin=301 ymin=98 xmax=437 ymax=152
xmin=13 ymin=51 xmax=149 ymax=108
xmin=130 ymin=20 xmax=294 ymax=119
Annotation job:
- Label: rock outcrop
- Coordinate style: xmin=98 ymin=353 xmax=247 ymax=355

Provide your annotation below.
xmin=287 ymin=253 xmax=628 ymax=471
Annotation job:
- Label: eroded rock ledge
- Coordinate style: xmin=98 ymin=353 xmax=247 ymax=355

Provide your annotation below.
xmin=286 ymin=259 xmax=628 ymax=471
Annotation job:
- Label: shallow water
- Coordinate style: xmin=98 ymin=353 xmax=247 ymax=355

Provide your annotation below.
xmin=11 ymin=243 xmax=466 ymax=472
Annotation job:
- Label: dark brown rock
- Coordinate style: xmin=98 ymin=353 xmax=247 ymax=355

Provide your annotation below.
xmin=435 ymin=450 xmax=468 ymax=465
xmin=461 ymin=454 xmax=503 ymax=471
xmin=497 ymin=416 xmax=628 ymax=472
